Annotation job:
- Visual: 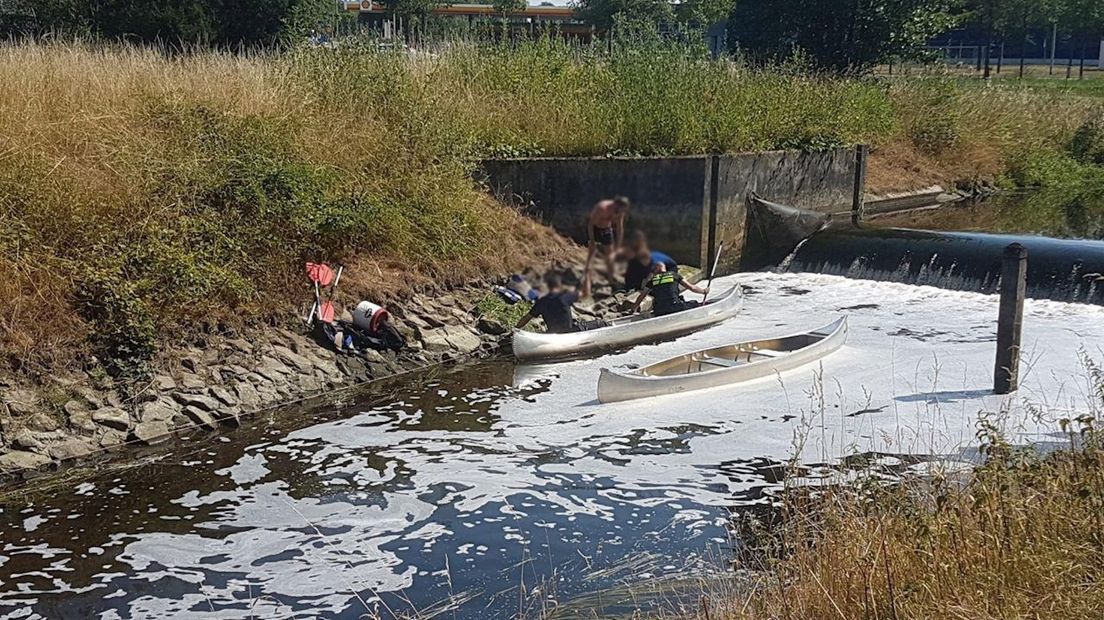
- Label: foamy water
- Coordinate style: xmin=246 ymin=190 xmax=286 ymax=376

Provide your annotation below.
xmin=1 ymin=272 xmax=1101 ymax=619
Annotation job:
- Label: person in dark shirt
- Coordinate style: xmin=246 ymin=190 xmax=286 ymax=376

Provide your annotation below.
xmin=631 ymin=263 xmax=709 ymax=316
xmin=621 ymin=230 xmax=679 ymax=291
xmin=516 ymin=274 xmax=583 ymax=333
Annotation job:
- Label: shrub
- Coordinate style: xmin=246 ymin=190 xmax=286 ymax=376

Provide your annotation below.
xmin=1069 ymin=113 xmax=1104 ymax=166
xmin=1002 ymin=144 xmax=1102 ymax=188
xmin=1 ymin=37 xmax=1102 ymax=378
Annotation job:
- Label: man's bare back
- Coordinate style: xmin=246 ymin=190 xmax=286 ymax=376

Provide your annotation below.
xmin=583 ymin=196 xmax=631 ymax=297
xmin=589 ymin=199 xmax=621 ymax=229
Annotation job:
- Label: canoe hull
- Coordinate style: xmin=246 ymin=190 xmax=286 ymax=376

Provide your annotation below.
xmin=597 ymin=317 xmax=848 ymax=403
xmin=511 ymin=286 xmax=744 ymax=361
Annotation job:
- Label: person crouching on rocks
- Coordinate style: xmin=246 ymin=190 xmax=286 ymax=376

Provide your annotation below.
xmin=631 ymin=263 xmax=709 ymax=317
xmin=516 ymin=273 xmax=584 ymax=334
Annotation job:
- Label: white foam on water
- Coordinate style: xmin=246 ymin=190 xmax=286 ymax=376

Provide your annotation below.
xmin=5 ymin=272 xmax=1104 ymax=617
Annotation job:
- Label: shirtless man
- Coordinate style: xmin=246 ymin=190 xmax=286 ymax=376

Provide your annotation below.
xmin=582 ymin=196 xmax=631 ymax=298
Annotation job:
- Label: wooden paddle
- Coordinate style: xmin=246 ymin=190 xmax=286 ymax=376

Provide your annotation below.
xmin=700 ymin=241 xmax=724 ymax=304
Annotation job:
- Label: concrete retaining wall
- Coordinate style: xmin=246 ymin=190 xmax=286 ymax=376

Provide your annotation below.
xmin=481 ymin=157 xmax=707 ymax=265
xmin=710 ymin=149 xmax=858 ymax=274
xmin=481 ymin=147 xmax=862 ymax=275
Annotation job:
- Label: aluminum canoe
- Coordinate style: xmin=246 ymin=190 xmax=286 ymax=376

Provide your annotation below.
xmin=511 ymin=285 xmax=744 ymax=362
xmin=596 ymin=317 xmax=848 ymax=403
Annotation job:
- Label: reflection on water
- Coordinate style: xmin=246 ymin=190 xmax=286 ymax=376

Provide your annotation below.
xmin=3 ymin=269 xmax=1097 ymax=619
xmin=0 ymin=360 xmax=756 ymax=619
xmin=871 ymin=185 xmax=1104 ymax=240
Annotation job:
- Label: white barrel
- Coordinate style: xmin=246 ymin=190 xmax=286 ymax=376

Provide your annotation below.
xmin=352 ymin=301 xmax=385 ymax=331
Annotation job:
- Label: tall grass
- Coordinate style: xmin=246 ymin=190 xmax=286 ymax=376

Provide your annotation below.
xmin=1 ymin=36 xmax=1102 ymax=378
xmin=688 ymin=358 xmax=1104 ymax=620
xmin=0 ymin=41 xmax=547 ymax=377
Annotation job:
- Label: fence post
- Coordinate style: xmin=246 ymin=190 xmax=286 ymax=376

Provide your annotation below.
xmin=851 ymin=145 xmax=868 ymax=226
xmin=994 ymin=243 xmax=1027 ymax=394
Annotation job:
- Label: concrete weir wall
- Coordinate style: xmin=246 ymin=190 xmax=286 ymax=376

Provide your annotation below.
xmin=481 ymin=146 xmax=863 ymax=275
xmin=481 ymin=157 xmax=708 ymax=266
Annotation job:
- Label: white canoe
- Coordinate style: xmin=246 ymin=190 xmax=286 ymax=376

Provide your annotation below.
xmin=511 ymin=285 xmax=744 ymax=361
xmin=597 ymin=317 xmax=848 ymax=403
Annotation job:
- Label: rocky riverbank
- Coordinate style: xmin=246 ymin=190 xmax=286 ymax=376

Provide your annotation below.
xmin=0 ymin=249 xmax=631 ymax=482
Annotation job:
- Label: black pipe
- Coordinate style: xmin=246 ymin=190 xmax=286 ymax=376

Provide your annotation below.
xmin=785 ymin=227 xmax=1104 ymax=304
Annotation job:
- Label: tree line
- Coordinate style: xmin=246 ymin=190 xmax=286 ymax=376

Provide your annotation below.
xmin=1 ymin=0 xmax=1101 ymax=75
xmin=966 ymin=0 xmax=1104 ymax=78
xmin=0 ymin=0 xmax=338 ymax=45
xmin=729 ymin=0 xmax=1103 ymax=74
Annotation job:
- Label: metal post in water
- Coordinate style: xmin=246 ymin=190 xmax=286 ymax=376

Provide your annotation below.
xmin=851 ymin=144 xmax=868 ymax=226
xmin=994 ymin=243 xmax=1027 ymax=394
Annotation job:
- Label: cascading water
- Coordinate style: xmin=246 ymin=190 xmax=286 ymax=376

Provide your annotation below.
xmin=786 ymin=228 xmax=1104 ymax=304
xmin=744 ymin=195 xmax=1104 ymax=305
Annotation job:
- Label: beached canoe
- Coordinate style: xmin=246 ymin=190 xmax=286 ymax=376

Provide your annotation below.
xmin=511 ymin=285 xmax=744 ymax=361
xmin=596 ymin=317 xmax=848 ymax=403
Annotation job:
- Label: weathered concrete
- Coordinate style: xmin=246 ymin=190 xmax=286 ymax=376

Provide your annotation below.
xmin=481 ymin=147 xmax=863 ymax=275
xmin=710 ymin=149 xmax=858 ymax=274
xmin=482 ymin=156 xmax=707 ymax=265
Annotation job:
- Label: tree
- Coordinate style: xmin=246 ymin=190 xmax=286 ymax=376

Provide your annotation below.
xmin=380 ymin=0 xmax=439 ymax=19
xmin=2 ymin=0 xmax=334 ymax=46
xmin=491 ymin=0 xmax=526 ymax=15
xmin=675 ymin=0 xmax=734 ymax=26
xmin=729 ymin=0 xmax=958 ymax=74
xmin=964 ymin=0 xmax=1000 ymax=78
xmin=576 ymin=0 xmax=675 ymax=31
xmin=994 ymin=0 xmax=1045 ymax=78
xmin=1053 ymin=0 xmax=1104 ymax=79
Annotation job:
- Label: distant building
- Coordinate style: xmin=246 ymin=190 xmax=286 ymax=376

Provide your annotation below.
xmin=343 ymin=1 xmax=594 ymax=39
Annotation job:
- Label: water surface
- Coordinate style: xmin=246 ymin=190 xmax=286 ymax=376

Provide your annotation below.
xmin=2 ymin=273 xmax=1103 ymax=619
xmin=871 ymin=185 xmax=1104 ymax=240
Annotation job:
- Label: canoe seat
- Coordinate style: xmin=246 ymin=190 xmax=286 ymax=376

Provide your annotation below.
xmin=749 ymin=348 xmax=785 ymax=358
xmin=698 ymin=355 xmax=742 ymax=368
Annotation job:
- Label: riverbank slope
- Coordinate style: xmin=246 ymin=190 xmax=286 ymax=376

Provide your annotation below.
xmin=3 ymin=38 xmax=1104 ymax=476
xmin=696 ymin=416 xmax=1104 ymax=619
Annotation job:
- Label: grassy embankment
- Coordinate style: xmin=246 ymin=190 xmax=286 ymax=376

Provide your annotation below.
xmin=2 ymin=37 xmax=1104 ymax=381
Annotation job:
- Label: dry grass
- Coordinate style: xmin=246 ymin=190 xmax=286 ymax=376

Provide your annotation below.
xmin=678 ymin=359 xmax=1104 ymax=620
xmin=2 ymin=37 xmax=1102 ymax=379
xmin=868 ymin=76 xmax=1104 ymax=193
xmin=0 ymin=41 xmax=569 ymax=378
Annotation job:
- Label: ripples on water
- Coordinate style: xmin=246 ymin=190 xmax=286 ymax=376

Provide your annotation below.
xmin=0 ymin=361 xmax=774 ymax=619
xmin=3 ymin=268 xmax=1102 ymax=619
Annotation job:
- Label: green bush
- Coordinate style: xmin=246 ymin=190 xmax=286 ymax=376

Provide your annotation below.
xmin=73 ymin=271 xmax=157 ymax=380
xmin=1069 ymin=113 xmax=1104 ymax=166
xmin=901 ymin=79 xmax=963 ymax=155
xmin=1002 ymin=145 xmax=1103 ymax=188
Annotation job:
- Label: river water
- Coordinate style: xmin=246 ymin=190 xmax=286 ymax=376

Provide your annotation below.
xmin=783 ymin=186 xmax=1104 ymax=304
xmin=871 ymin=185 xmax=1104 ymax=239
xmin=2 ymin=271 xmax=1104 ymax=619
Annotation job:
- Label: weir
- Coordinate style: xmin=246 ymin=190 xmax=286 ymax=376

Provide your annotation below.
xmin=747 ymin=196 xmax=1104 ymax=305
